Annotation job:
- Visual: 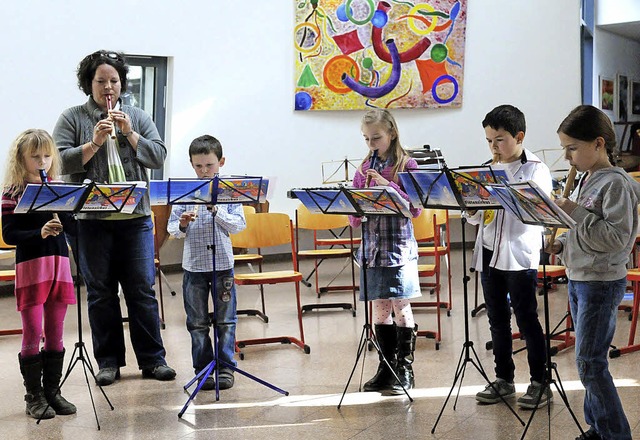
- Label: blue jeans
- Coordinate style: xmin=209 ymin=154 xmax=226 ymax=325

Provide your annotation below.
xmin=182 ymin=269 xmax=237 ymax=373
xmin=480 ymin=248 xmax=546 ymax=383
xmin=78 ymin=217 xmax=167 ymax=370
xmin=568 ymin=279 xmax=631 ymax=440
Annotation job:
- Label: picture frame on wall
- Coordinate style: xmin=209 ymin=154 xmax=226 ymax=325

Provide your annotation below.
xmin=617 ymin=74 xmax=629 ymax=121
xmin=600 ymin=76 xmax=614 ymax=112
xmin=632 ymin=80 xmax=640 ymax=115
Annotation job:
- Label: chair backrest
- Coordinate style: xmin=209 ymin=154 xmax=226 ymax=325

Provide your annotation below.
xmin=0 ymin=215 xmax=16 ymax=250
xmin=411 ymin=209 xmax=437 ymax=242
xmin=296 ymin=204 xmax=349 ymax=231
xmin=151 ymin=205 xmax=171 ymax=249
xmin=231 ymin=212 xmax=294 ymax=249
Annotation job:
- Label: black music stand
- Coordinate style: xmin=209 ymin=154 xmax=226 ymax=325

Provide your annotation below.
xmin=486 ymin=180 xmax=584 ymax=439
xmin=289 ymin=185 xmax=415 ymax=406
xmin=160 ymin=177 xmax=288 ymax=418
xmin=399 ymin=166 xmax=525 ymax=431
xmin=15 ymin=180 xmax=144 ymax=429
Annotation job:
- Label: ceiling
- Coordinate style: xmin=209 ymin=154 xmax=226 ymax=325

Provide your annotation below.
xmin=599 ymin=21 xmax=640 ymax=42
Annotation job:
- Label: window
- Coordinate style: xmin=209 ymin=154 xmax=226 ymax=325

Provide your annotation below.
xmin=123 ymin=55 xmax=168 ymax=179
xmin=581 ymin=0 xmax=594 ymax=104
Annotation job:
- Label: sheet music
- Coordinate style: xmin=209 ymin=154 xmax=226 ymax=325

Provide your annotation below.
xmin=485 ymin=181 xmax=576 ymax=229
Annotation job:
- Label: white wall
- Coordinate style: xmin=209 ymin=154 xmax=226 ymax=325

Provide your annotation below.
xmin=0 ymin=0 xmax=582 ymax=215
xmin=597 ymin=0 xmax=640 ymax=24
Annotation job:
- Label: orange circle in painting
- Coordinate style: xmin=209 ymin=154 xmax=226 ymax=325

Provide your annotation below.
xmin=323 ymin=55 xmax=360 ymax=94
xmin=294 ymin=22 xmax=321 ymax=53
xmin=408 ymin=4 xmax=438 ymax=35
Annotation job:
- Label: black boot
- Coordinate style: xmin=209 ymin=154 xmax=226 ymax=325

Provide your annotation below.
xmin=387 ymin=325 xmax=417 ymax=395
xmin=18 ymin=353 xmax=56 ymax=420
xmin=42 ymin=350 xmax=77 ymax=415
xmin=363 ymin=324 xmax=397 ymax=392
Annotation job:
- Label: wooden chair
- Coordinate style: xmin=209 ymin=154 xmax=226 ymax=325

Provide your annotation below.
xmin=234 ymin=212 xmax=310 ymax=357
xmin=151 ymin=205 xmax=177 ymax=296
xmin=294 ymin=204 xmax=357 ymax=316
xmin=150 ymin=209 xmax=167 ymax=329
xmin=416 ymin=209 xmax=453 ymax=313
xmin=231 ymin=206 xmax=268 ymax=323
xmin=410 ymin=209 xmax=442 ymax=349
xmin=610 ymin=268 xmax=640 ymax=358
xmin=0 ymin=215 xmax=21 ymax=336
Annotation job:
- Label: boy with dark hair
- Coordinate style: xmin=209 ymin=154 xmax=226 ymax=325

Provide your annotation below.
xmin=168 ymin=135 xmax=246 ymax=390
xmin=467 ymin=105 xmax=553 ymax=408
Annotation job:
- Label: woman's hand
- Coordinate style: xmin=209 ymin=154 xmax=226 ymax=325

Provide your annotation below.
xmin=93 ymin=116 xmax=114 ymax=146
xmin=109 ymin=110 xmax=133 ymax=135
xmin=365 ymin=169 xmax=389 ymax=187
xmin=41 ymin=219 xmax=63 ymax=239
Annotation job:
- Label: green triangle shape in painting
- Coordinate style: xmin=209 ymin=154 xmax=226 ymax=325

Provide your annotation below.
xmin=297 ymin=64 xmax=319 ymax=87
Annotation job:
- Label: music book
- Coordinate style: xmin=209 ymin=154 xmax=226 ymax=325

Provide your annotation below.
xmin=399 ymin=165 xmax=512 ymax=209
xmin=289 ymin=185 xmax=413 ymax=217
xmin=149 ymin=176 xmax=270 ymax=206
xmin=485 ymin=181 xmax=576 ymax=229
xmin=14 ymin=181 xmax=146 ymax=214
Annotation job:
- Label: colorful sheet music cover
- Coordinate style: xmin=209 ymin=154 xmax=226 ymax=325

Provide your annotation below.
xmin=290 ymin=187 xmax=356 ymax=214
xmin=83 ymin=182 xmax=146 ymax=214
xmin=14 ymin=183 xmax=89 ymax=213
xmin=399 ymin=166 xmax=511 ymax=209
xmin=485 ymin=181 xmax=576 ymax=229
xmin=348 ymin=186 xmax=413 ymax=217
xmin=151 ymin=176 xmax=269 ymax=205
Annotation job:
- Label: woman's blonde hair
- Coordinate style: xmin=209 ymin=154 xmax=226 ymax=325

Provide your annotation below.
xmin=3 ymin=129 xmax=61 ymax=196
xmin=361 ymin=109 xmax=410 ymax=183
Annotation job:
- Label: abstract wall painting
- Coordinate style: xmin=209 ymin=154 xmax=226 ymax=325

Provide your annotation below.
xmin=600 ymin=76 xmax=614 ymax=112
xmin=294 ymin=0 xmax=467 ymax=111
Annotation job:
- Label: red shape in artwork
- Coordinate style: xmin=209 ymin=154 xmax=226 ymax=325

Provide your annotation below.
xmin=332 ymin=29 xmax=364 ymax=55
xmin=415 ymin=59 xmax=451 ymax=93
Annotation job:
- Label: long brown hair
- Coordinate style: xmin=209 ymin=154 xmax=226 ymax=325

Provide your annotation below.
xmin=557 ymin=105 xmax=617 ymax=165
xmin=2 ymin=129 xmax=61 ymax=196
xmin=361 ymin=109 xmax=410 ymax=182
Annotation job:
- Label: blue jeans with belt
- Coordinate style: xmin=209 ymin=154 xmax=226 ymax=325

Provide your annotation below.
xmin=78 ymin=216 xmax=167 ymax=370
xmin=568 ymin=278 xmax=631 ymax=440
xmin=480 ymin=247 xmax=546 ymax=383
xmin=182 ymin=269 xmax=237 ymax=373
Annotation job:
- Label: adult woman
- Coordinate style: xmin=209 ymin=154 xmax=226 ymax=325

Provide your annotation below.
xmin=53 ymin=50 xmax=175 ymax=386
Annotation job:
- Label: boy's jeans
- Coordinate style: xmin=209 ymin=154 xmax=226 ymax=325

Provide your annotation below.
xmin=183 ymin=269 xmax=237 ymax=373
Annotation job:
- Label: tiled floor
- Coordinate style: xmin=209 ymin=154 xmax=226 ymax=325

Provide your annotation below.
xmin=0 ymin=249 xmax=639 ymax=440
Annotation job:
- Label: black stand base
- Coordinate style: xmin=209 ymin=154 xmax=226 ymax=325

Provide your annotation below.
xmin=37 ymin=341 xmax=114 ymax=429
xmin=337 ymin=323 xmax=413 ymax=408
xmin=179 ymin=358 xmax=289 ymax=418
xmin=431 ymin=340 xmax=524 ymax=433
xmin=519 ymin=362 xmax=585 ymax=439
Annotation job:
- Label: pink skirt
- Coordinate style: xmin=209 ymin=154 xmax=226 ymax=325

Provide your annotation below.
xmin=14 ymin=255 xmax=76 ymax=311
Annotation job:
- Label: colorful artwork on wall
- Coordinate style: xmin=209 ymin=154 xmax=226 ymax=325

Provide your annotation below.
xmin=294 ymin=0 xmax=467 ymax=111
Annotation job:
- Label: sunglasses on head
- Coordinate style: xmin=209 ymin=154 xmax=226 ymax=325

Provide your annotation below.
xmin=90 ymin=51 xmax=123 ymax=62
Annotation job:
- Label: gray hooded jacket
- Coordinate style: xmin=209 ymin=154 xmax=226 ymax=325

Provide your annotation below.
xmin=557 ymin=167 xmax=640 ymax=281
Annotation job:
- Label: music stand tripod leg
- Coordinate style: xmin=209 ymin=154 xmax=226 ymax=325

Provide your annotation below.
xmin=36 ymin=221 xmax=114 ymax=429
xmin=338 ymin=216 xmax=413 ymax=409
xmin=432 ymin=217 xmax=524 ymax=434
xmin=178 ymin=204 xmax=288 ymax=418
xmin=519 ymin=239 xmax=585 ymax=439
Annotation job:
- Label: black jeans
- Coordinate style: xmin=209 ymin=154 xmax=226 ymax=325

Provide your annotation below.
xmin=480 ymin=247 xmax=546 ymax=383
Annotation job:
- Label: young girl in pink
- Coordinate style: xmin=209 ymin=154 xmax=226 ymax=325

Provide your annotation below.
xmin=1 ymin=129 xmax=76 ymax=419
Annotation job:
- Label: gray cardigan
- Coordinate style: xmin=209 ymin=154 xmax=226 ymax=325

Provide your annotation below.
xmin=53 ymin=97 xmax=166 ymax=219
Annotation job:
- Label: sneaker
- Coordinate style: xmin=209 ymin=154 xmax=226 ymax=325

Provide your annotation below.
xmin=200 ymin=375 xmax=216 ymax=391
xmin=95 ymin=367 xmax=120 ymax=386
xmin=517 ymin=380 xmax=553 ymax=409
xmin=475 ymin=378 xmax=515 ymax=404
xmin=575 ymin=428 xmax=601 ymax=440
xmin=217 ymin=368 xmax=235 ymax=390
xmin=142 ymin=364 xmax=176 ymax=381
